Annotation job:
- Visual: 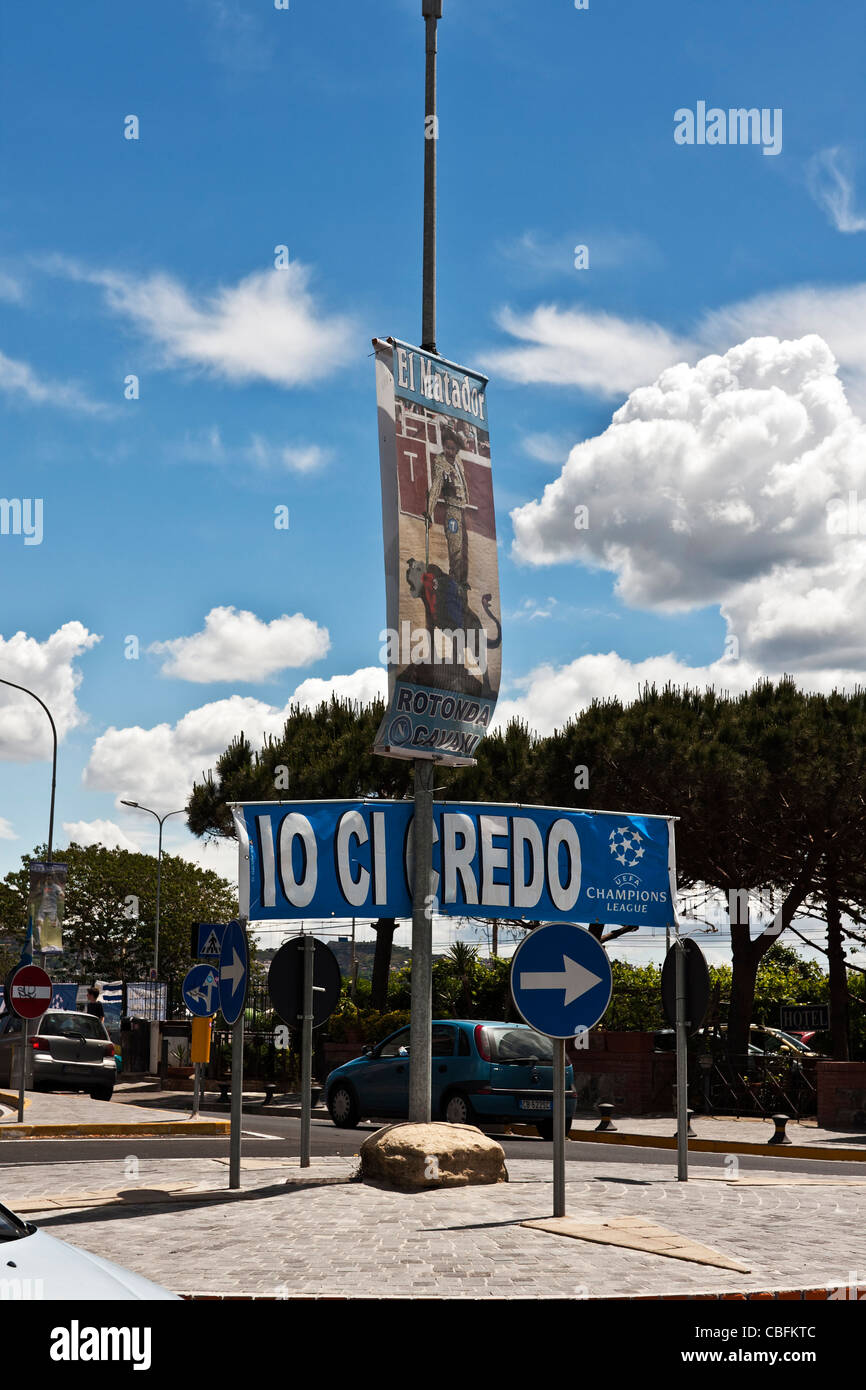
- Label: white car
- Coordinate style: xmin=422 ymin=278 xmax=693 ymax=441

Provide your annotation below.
xmin=0 ymin=1199 xmax=179 ymax=1300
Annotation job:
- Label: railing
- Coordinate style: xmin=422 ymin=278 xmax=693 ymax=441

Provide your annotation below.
xmin=693 ymin=1052 xmax=818 ymax=1119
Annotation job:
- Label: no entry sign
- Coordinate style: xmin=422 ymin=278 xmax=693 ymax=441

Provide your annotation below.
xmin=9 ymin=964 xmax=53 ymax=1019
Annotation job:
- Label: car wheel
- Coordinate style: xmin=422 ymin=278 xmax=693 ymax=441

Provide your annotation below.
xmin=443 ymin=1091 xmax=473 ymax=1126
xmin=89 ymin=1086 xmax=114 ymax=1102
xmin=327 ymin=1083 xmax=361 ymax=1128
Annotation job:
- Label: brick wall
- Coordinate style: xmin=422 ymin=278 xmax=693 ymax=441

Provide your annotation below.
xmin=816 ymin=1061 xmax=866 ymax=1129
xmin=567 ymin=1031 xmax=675 ymax=1115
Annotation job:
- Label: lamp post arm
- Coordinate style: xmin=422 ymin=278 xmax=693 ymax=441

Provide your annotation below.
xmin=0 ymin=678 xmax=58 ymax=862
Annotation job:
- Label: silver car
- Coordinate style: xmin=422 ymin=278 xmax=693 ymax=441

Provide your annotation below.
xmin=0 ymin=1009 xmax=116 ymax=1100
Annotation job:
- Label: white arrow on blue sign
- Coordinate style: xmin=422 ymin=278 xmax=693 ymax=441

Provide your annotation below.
xmin=182 ymin=963 xmax=219 ymax=1017
xmin=510 ymin=923 xmax=612 ymax=1039
xmin=219 ymin=920 xmax=248 ymax=1026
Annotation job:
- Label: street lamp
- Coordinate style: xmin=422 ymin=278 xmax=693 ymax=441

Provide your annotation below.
xmin=0 ymin=678 xmax=58 ymax=861
xmin=120 ymin=802 xmax=186 ymax=978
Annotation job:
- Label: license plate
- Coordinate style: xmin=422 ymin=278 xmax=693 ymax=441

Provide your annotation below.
xmin=519 ymin=1098 xmax=551 ymax=1112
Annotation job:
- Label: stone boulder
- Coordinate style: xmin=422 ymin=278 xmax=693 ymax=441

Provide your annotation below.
xmin=358 ymin=1121 xmax=508 ymax=1191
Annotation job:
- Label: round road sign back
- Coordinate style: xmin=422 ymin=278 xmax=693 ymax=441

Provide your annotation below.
xmin=268 ymin=938 xmax=341 ymax=1029
xmin=9 ymin=964 xmax=53 ymax=1020
xmin=661 ymin=937 xmax=710 ymax=1034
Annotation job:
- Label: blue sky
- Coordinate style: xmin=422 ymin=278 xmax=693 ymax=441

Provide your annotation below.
xmin=2 ymin=0 xmax=865 ymax=961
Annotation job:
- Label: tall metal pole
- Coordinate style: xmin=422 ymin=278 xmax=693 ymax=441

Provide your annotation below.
xmin=675 ymin=937 xmax=689 ymax=1181
xmin=229 ymin=1013 xmax=243 ymax=1189
xmin=154 ymin=811 xmax=165 ymax=978
xmin=17 ymin=1017 xmax=28 ymax=1124
xmin=300 ymin=934 xmax=314 ymax=1166
xmin=421 ymin=0 xmax=441 ymax=355
xmin=553 ymin=1038 xmax=566 ymax=1217
xmin=120 ymin=802 xmax=185 ymax=1074
xmin=408 ymin=0 xmax=443 ymax=1125
xmin=409 ymin=759 xmax=435 ymax=1122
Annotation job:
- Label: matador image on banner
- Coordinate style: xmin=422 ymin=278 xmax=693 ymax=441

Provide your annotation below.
xmin=373 ymin=337 xmax=502 ymax=766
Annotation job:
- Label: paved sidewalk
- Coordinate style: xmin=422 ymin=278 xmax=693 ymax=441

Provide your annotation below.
xmin=0 ymin=1088 xmax=228 ymax=1136
xmin=2 ymin=1152 xmax=865 ymax=1299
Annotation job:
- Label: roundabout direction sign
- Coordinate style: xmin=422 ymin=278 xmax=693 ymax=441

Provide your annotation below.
xmin=510 ymin=922 xmax=613 ymax=1040
xmin=182 ymin=963 xmax=219 ymax=1018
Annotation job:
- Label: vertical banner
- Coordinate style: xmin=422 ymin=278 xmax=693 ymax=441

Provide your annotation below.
xmin=373 ymin=337 xmax=501 ymax=765
xmin=28 ymin=861 xmax=66 ymax=954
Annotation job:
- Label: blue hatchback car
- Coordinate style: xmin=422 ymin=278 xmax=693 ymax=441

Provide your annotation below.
xmin=325 ymin=1020 xmax=575 ymax=1139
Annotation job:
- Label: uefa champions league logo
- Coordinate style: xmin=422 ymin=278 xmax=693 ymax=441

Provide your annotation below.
xmin=609 ymin=824 xmax=646 ymax=872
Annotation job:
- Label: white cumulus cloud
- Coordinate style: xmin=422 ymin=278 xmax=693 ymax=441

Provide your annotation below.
xmin=62 ymin=819 xmax=141 ymax=853
xmin=495 ymin=652 xmax=762 ymax=735
xmin=511 ymin=334 xmax=866 ymax=673
xmin=485 ymin=277 xmax=866 ymax=415
xmin=0 ymin=623 xmax=101 ymax=761
xmin=148 ymin=607 xmax=331 ymax=683
xmin=53 ymin=259 xmax=356 ymax=389
xmin=0 ymin=817 xmax=17 ymax=841
xmin=83 ymin=667 xmax=387 ymax=810
xmin=485 ymin=305 xmax=695 ymax=397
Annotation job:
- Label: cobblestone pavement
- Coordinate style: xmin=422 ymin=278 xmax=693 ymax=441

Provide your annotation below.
xmin=2 ymin=1153 xmax=864 ymax=1299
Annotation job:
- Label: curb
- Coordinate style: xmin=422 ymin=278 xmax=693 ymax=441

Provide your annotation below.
xmin=175 ymin=1286 xmax=866 ymax=1302
xmin=0 ymin=1120 xmax=231 ymax=1139
xmin=558 ymin=1128 xmax=866 ymax=1163
xmin=0 ymin=1090 xmax=30 ymax=1110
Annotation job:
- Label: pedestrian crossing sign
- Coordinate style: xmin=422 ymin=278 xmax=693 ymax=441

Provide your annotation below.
xmin=192 ymin=922 xmax=227 ymax=959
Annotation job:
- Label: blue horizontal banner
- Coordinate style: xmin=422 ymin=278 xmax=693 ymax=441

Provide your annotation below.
xmin=232 ymin=800 xmax=675 ymax=928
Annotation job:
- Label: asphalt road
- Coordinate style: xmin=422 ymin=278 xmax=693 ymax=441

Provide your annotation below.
xmin=3 ymin=1111 xmax=866 ymax=1176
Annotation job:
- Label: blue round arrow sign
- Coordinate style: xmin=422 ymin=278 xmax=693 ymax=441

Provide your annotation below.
xmin=510 ymin=923 xmax=612 ymax=1039
xmin=218 ymin=920 xmax=249 ymax=1026
xmin=182 ymin=963 xmax=219 ymax=1017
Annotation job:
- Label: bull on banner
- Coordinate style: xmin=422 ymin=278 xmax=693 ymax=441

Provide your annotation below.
xmin=372 ymin=337 xmax=501 ymax=766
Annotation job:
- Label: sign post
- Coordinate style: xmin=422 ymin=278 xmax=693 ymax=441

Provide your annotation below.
xmin=675 ymin=940 xmax=689 ymax=1182
xmin=300 ymin=936 xmax=314 ymax=1166
xmin=267 ymin=936 xmax=342 ymax=1167
xmin=219 ymin=920 xmax=249 ymax=1190
xmin=661 ymin=936 xmax=710 ymax=1183
xmin=9 ymin=963 xmax=53 ymax=1124
xmin=183 ymin=965 xmax=218 ymax=1120
xmin=510 ymin=924 xmax=613 ymax=1218
xmin=190 ymin=1017 xmax=212 ymax=1119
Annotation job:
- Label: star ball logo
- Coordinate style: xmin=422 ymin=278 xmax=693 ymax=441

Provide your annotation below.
xmin=609 ymin=824 xmax=646 ymax=874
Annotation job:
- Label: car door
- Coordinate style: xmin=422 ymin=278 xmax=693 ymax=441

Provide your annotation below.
xmin=430 ymin=1025 xmax=458 ymax=1111
xmin=358 ymin=1027 xmax=412 ymax=1116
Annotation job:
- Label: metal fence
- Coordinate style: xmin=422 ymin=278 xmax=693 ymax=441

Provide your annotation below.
xmin=691 ymin=1052 xmax=818 ymax=1119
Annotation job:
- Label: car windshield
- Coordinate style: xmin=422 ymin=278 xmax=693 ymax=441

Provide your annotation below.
xmin=0 ymin=1202 xmax=30 ymax=1242
xmin=38 ymin=1013 xmax=106 ymax=1040
xmin=486 ymin=1027 xmax=553 ymax=1063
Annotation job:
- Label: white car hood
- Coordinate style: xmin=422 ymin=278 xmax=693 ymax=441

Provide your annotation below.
xmin=3 ymin=1228 xmax=180 ymax=1300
